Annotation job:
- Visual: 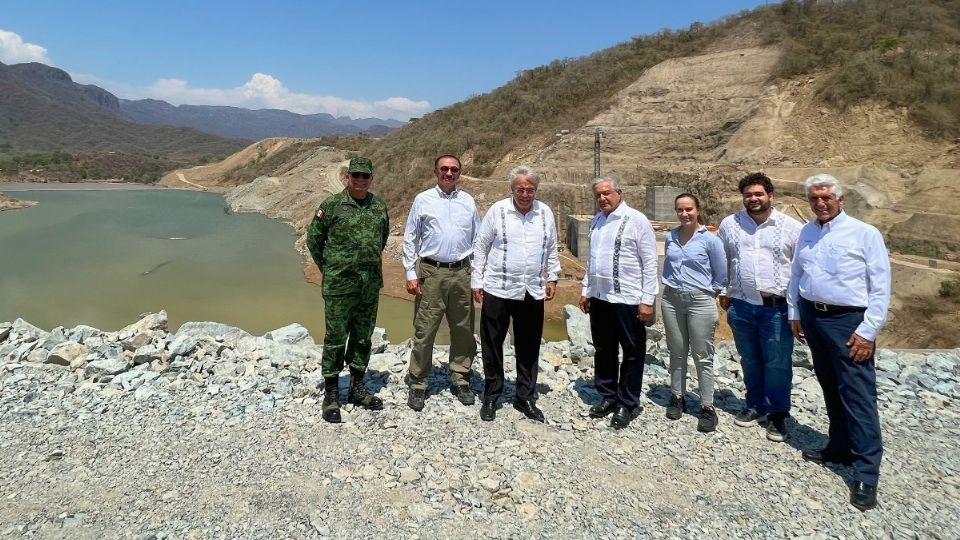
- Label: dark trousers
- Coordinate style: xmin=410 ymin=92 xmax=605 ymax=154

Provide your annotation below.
xmin=799 ymin=298 xmax=882 ymax=486
xmin=589 ymin=298 xmax=647 ymax=409
xmin=480 ymin=292 xmax=544 ymax=401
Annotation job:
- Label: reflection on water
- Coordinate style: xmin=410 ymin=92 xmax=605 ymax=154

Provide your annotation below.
xmin=0 ymin=190 xmax=565 ymax=342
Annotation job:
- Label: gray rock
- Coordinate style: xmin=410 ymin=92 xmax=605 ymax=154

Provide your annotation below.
xmin=563 ymin=305 xmax=591 ymax=347
xmin=372 ymin=327 xmax=389 ymax=354
xmin=899 ymin=365 xmax=922 ymax=386
xmin=133 ymin=345 xmax=163 ymax=366
xmin=67 ymin=325 xmax=103 ymax=344
xmin=46 ymin=342 xmax=90 ymax=367
xmin=27 ymin=348 xmax=49 ymax=363
xmin=176 ymin=321 xmax=251 ymax=342
xmin=167 ymin=335 xmax=198 ymax=357
xmin=38 ymin=327 xmax=67 ymax=350
xmin=120 ymin=311 xmax=169 ymax=335
xmin=12 ymin=318 xmax=45 ymax=340
xmin=85 ymin=359 xmax=129 ymax=379
xmin=926 ymin=354 xmax=957 ymax=378
xmin=111 ymin=370 xmax=145 ymax=390
xmin=0 ymin=322 xmax=10 ymax=342
xmin=876 ymin=348 xmax=900 ymax=375
xmin=792 ymin=346 xmax=813 ymax=369
xmin=263 ymin=323 xmax=314 ymax=346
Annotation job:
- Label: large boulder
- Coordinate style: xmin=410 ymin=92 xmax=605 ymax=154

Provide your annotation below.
xmin=0 ymin=322 xmax=10 ymax=342
xmin=167 ymin=335 xmax=198 ymax=357
xmin=12 ymin=318 xmax=46 ymax=341
xmin=563 ymin=305 xmax=591 ymax=348
xmin=85 ymin=358 xmax=129 ymax=380
xmin=67 ymin=325 xmax=104 ymax=344
xmin=120 ymin=311 xmax=169 ymax=334
xmin=176 ymin=321 xmax=251 ymax=342
xmin=263 ymin=323 xmax=314 ymax=346
xmin=46 ymin=342 xmax=90 ymax=367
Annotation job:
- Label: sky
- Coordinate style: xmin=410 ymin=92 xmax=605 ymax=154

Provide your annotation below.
xmin=1 ymin=1 xmax=772 ymax=120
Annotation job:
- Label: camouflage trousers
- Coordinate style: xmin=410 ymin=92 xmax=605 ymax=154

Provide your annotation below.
xmin=322 ymin=286 xmax=380 ymax=378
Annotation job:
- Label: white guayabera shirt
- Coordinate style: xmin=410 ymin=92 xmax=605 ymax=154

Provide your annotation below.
xmin=471 ymin=198 xmax=560 ymax=300
xmin=581 ymin=202 xmax=659 ymax=306
xmin=717 ymin=208 xmax=803 ymax=304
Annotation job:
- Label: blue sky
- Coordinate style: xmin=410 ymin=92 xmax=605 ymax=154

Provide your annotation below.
xmin=2 ymin=1 xmax=772 ymax=120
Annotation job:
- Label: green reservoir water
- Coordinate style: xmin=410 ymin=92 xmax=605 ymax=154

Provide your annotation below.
xmin=0 ymin=189 xmax=417 ymax=340
xmin=0 ymin=189 xmax=566 ymax=342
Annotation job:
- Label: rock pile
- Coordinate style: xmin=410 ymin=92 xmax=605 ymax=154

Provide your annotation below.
xmin=1 ymin=310 xmax=957 ymax=538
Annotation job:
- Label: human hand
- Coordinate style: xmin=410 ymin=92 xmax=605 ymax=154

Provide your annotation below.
xmin=847 ymin=333 xmax=875 ymax=362
xmin=790 ymin=320 xmax=805 ymax=344
xmin=472 ymin=288 xmax=483 ymax=304
xmin=545 ymin=282 xmax=556 ymax=301
xmin=579 ymin=296 xmax=589 ymax=314
xmin=405 ymin=279 xmax=421 ymax=296
xmin=718 ymin=295 xmax=730 ymax=311
xmin=638 ymin=303 xmax=653 ymax=321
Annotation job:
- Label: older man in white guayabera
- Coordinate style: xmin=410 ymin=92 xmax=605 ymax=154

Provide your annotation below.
xmin=402 ymin=155 xmax=481 ymax=413
xmin=471 ymin=165 xmax=560 ymax=423
xmin=579 ymin=177 xmax=658 ymax=430
xmin=788 ymin=173 xmax=891 ymax=512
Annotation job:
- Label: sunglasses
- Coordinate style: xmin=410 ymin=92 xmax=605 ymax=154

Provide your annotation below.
xmin=350 ymin=172 xmax=371 ymax=179
xmin=438 ymin=166 xmax=461 ymax=174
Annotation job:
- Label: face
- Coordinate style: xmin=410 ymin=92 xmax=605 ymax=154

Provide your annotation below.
xmin=434 ymin=157 xmax=462 ymax=194
xmin=512 ymin=175 xmax=537 ymax=213
xmin=675 ymin=196 xmax=699 ymax=226
xmin=593 ymin=181 xmax=623 ymax=215
xmin=741 ymin=184 xmax=773 ymax=216
xmin=807 ymin=185 xmax=844 ymax=222
xmin=346 ymin=171 xmax=372 ymax=198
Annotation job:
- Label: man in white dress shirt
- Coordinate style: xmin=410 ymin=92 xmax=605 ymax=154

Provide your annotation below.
xmin=578 ymin=177 xmax=658 ymax=429
xmin=471 ymin=165 xmax=560 ymax=422
xmin=787 ymin=173 xmax=891 ymax=512
xmin=718 ymin=172 xmax=803 ymax=443
xmin=402 ymin=155 xmax=482 ymax=412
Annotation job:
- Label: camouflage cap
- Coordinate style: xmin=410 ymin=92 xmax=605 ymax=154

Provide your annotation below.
xmin=348 ymin=157 xmax=374 ymax=174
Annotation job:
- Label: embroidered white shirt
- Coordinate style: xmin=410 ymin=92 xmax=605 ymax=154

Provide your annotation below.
xmin=717 ymin=208 xmax=803 ymax=305
xmin=787 ymin=211 xmax=891 ymax=341
xmin=580 ymin=202 xmax=659 ymax=305
xmin=471 ymin=198 xmax=560 ymax=300
xmin=402 ymin=185 xmax=481 ymax=280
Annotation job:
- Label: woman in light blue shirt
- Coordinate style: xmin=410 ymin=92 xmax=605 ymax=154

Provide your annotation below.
xmin=661 ymin=193 xmax=728 ymax=433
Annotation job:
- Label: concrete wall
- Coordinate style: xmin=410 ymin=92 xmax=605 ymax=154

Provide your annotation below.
xmin=646 ymin=185 xmax=683 ymax=221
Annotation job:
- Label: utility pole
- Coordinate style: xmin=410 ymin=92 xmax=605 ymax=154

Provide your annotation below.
xmin=593 ymin=128 xmax=605 ymax=178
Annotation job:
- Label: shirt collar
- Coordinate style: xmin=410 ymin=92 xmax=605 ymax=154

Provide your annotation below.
xmin=817 ymin=209 xmax=848 ymax=229
xmin=509 ymin=199 xmax=540 ymax=216
xmin=434 ymin=185 xmax=459 ymax=199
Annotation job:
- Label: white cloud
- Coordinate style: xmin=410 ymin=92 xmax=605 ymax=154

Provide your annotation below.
xmin=120 ymin=72 xmax=430 ymax=121
xmin=0 ymin=29 xmax=52 ymax=65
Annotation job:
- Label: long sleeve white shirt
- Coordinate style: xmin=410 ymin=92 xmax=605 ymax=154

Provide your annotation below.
xmin=787 ymin=211 xmax=891 ymax=341
xmin=580 ymin=202 xmax=659 ymax=306
xmin=471 ymin=198 xmax=560 ymax=300
xmin=402 ymin=185 xmax=481 ymax=280
xmin=718 ymin=208 xmax=803 ymax=304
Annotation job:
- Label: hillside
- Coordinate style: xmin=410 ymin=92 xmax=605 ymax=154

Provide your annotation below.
xmin=0 ymin=62 xmax=247 ymax=161
xmin=120 ymin=99 xmax=403 ymax=140
xmin=164 ymin=0 xmax=960 ymax=347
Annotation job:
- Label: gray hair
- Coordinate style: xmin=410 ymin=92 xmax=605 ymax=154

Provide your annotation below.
xmin=804 ymin=173 xmax=844 ymax=198
xmin=508 ymin=165 xmax=543 ymax=189
xmin=591 ymin=177 xmax=622 ymax=190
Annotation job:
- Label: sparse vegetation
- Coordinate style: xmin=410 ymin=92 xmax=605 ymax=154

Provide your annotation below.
xmin=347 ymin=0 xmax=960 ymax=209
xmin=940 ymin=276 xmax=960 ymax=299
xmin=0 ymin=151 xmax=180 ymax=183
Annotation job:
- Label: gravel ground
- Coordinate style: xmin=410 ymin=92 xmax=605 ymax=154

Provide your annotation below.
xmin=1 ymin=316 xmax=958 ymax=539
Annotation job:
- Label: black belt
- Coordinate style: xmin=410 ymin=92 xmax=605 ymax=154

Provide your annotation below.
xmin=761 ymin=295 xmax=787 ymax=307
xmin=421 ymin=257 xmax=470 ymax=269
xmin=803 ymin=298 xmax=866 ymax=314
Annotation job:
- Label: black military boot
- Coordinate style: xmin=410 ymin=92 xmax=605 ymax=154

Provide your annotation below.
xmin=322 ymin=377 xmax=341 ymax=423
xmin=348 ymin=369 xmax=383 ymax=410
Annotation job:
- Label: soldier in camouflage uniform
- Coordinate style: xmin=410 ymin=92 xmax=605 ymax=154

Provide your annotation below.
xmin=306 ymin=157 xmax=389 ymax=423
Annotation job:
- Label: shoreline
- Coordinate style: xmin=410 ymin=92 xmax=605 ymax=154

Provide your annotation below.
xmin=0 ymin=181 xmax=177 ymax=192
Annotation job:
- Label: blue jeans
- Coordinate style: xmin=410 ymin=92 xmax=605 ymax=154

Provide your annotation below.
xmin=727 ymin=298 xmax=794 ymax=416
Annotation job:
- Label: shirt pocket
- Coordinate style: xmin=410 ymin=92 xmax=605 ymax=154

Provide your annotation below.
xmin=823 ymin=242 xmax=858 ymax=274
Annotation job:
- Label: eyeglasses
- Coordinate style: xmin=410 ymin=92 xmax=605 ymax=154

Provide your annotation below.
xmin=350 ymin=172 xmax=371 ymax=179
xmin=513 ymin=188 xmax=537 ymax=195
xmin=438 ymin=166 xmax=460 ymax=174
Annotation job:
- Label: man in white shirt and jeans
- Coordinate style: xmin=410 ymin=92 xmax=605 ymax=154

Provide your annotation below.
xmin=402 ymin=155 xmax=481 ymax=412
xmin=718 ymin=172 xmax=803 ymax=442
xmin=788 ymin=173 xmax=891 ymax=512
xmin=579 ymin=177 xmax=658 ymax=429
xmin=471 ymin=165 xmax=560 ymax=422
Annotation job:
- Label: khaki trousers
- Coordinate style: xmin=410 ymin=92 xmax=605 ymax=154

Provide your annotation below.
xmin=408 ymin=263 xmax=476 ymax=389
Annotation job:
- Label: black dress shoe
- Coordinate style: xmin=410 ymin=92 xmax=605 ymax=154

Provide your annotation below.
xmin=802 ymin=448 xmax=853 ymax=466
xmin=610 ymin=404 xmax=635 ymax=429
xmin=850 ymin=481 xmax=878 ymax=511
xmin=589 ymin=398 xmax=617 ymax=418
xmin=512 ymin=399 xmax=545 ymax=423
xmin=480 ymin=399 xmax=497 ymax=421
